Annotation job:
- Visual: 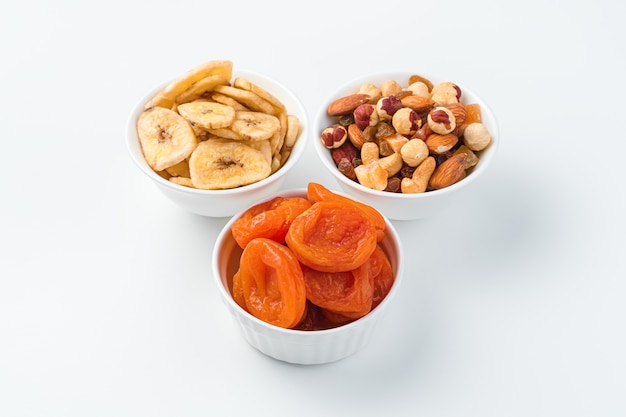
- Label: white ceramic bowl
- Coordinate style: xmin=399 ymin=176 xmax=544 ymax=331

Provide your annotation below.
xmin=212 ymin=188 xmax=404 ymax=365
xmin=126 ymin=69 xmax=308 ymax=217
xmin=314 ymin=71 xmax=499 ymax=221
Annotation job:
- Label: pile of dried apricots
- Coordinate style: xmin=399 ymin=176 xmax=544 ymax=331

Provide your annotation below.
xmin=229 ymin=182 xmax=394 ymax=330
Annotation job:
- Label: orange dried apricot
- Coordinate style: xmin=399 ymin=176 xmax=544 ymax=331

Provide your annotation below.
xmin=237 ymin=238 xmax=307 ymax=328
xmin=306 ymin=182 xmax=386 ymax=242
xmin=368 ymin=245 xmax=394 ymax=309
xmin=231 ymin=196 xmax=312 ymax=249
xmin=301 ymin=261 xmax=373 ymax=319
xmin=285 ymin=200 xmax=377 ymax=273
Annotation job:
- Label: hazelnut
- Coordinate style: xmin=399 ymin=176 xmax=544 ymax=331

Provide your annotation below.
xmin=400 ymin=138 xmax=429 ymax=167
xmin=353 ymin=103 xmax=379 ymax=130
xmin=427 ymin=106 xmax=456 ymax=135
xmin=320 ymin=124 xmax=348 ymax=149
xmin=375 ymin=96 xmax=403 ymax=120
xmin=408 ymin=74 xmax=434 ymax=92
xmin=404 ymin=81 xmax=431 ymax=98
xmin=431 ymin=82 xmax=461 ymax=106
xmin=380 ymin=79 xmax=403 ymax=97
xmin=392 ymin=107 xmax=422 ymax=136
xmin=357 ymin=83 xmax=382 ymax=101
xmin=463 ymin=122 xmax=492 ymax=151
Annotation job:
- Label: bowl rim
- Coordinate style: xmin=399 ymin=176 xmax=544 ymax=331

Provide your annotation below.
xmin=211 ymin=187 xmax=405 ymax=336
xmin=313 ymin=70 xmax=500 ymax=199
xmin=126 ymin=68 xmax=309 ymax=196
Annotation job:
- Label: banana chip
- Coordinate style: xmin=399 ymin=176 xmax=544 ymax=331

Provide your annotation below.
xmin=189 ymin=140 xmax=271 ymax=190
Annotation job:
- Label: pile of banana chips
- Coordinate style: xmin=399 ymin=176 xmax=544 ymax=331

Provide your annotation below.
xmin=137 ymin=60 xmax=300 ymax=190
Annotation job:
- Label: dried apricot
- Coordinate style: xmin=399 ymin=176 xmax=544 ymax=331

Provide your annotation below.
xmin=301 ymin=260 xmax=373 ymax=319
xmin=237 ymin=238 xmax=307 ymax=328
xmin=285 ymin=200 xmax=377 ymax=273
xmin=306 ymin=182 xmax=386 ymax=242
xmin=231 ymin=196 xmax=312 ymax=248
xmin=368 ymin=245 xmax=394 ymax=309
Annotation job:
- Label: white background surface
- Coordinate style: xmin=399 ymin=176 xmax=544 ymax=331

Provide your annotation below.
xmin=1 ymin=1 xmax=625 ymax=416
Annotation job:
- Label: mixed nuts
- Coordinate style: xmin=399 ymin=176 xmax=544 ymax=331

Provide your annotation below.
xmin=320 ymin=75 xmax=492 ymax=193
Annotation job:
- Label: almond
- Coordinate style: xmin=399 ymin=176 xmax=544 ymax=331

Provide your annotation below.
xmin=446 ymin=102 xmax=467 ymax=126
xmin=327 ymin=93 xmax=371 ymax=117
xmin=428 ymin=153 xmax=467 ymax=190
xmin=425 ymin=133 xmax=458 ymax=155
xmin=347 ymin=123 xmax=366 ymax=149
xmin=400 ymin=95 xmax=435 ymax=112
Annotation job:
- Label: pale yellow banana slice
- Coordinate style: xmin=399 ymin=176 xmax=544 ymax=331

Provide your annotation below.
xmin=136 ymin=106 xmax=198 ymax=172
xmin=169 ymin=176 xmax=194 ymax=188
xmin=270 ymin=112 xmax=287 ymax=155
xmin=213 ymin=85 xmax=275 ymax=114
xmin=206 ymin=127 xmax=245 ymax=140
xmin=175 ymin=74 xmax=230 ymax=104
xmin=245 ymin=139 xmax=272 ymax=165
xmin=210 ymin=92 xmax=249 ymax=111
xmin=233 ymin=77 xmax=286 ymax=113
xmin=230 ymin=111 xmax=280 ymax=141
xmin=165 ymin=159 xmax=190 ymax=178
xmin=189 ymin=140 xmax=271 ymax=189
xmin=177 ymin=101 xmax=236 ymax=130
xmin=144 ymin=60 xmax=233 ymax=109
xmin=283 ymin=114 xmax=301 ymax=149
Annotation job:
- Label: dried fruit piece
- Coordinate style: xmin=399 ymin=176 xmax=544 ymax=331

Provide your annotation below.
xmin=189 ymin=139 xmax=270 ymax=189
xmin=177 ymin=101 xmax=236 ymax=130
xmin=285 ymin=200 xmax=378 ymax=273
xmin=454 ymin=145 xmax=479 ymax=169
xmin=231 ymin=196 xmax=312 ymax=248
xmin=355 ymin=161 xmax=388 ymax=191
xmin=137 ymin=106 xmax=198 ymax=172
xmin=237 ymin=238 xmax=307 ymax=328
xmin=464 ymin=103 xmax=482 ymax=125
xmin=230 ymin=111 xmax=281 ymax=141
xmin=302 ymin=261 xmax=373 ymax=319
xmin=306 ymin=182 xmax=386 ymax=243
xmin=368 ymin=245 xmax=394 ymax=309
